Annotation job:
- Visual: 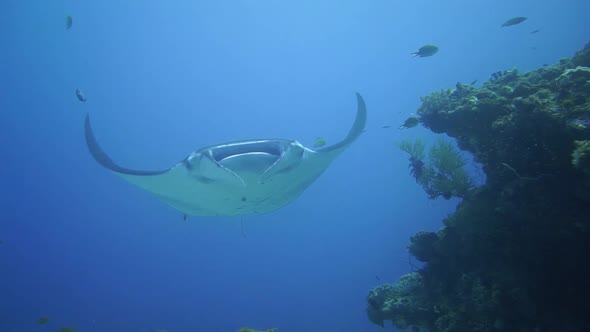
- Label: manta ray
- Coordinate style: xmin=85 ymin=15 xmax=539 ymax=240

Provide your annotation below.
xmin=85 ymin=93 xmax=367 ymax=216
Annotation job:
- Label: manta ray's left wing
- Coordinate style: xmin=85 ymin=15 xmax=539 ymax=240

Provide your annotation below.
xmin=84 ymin=115 xmax=208 ymax=212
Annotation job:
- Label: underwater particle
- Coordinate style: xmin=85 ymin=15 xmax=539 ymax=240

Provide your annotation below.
xmin=66 ymin=15 xmax=73 ymax=29
xmin=37 ymin=317 xmax=49 ymax=324
xmin=399 ymin=116 xmax=420 ymax=129
xmin=381 ymin=125 xmax=391 ymax=129
xmin=59 ymin=327 xmax=76 ymax=332
xmin=411 ymin=44 xmax=439 ymax=57
xmin=530 ymin=29 xmax=540 ymax=34
xmin=313 ymin=136 xmax=327 ymax=148
xmin=75 ymin=88 xmax=86 ymax=102
xmin=501 ymin=16 xmax=527 ymax=27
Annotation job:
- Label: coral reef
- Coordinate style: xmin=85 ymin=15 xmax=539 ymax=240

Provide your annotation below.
xmin=370 ymin=42 xmax=590 ymax=331
xmin=367 ymin=273 xmax=432 ymax=330
xmin=572 ymin=140 xmax=590 ymax=175
xmin=408 ymin=231 xmax=439 ymax=263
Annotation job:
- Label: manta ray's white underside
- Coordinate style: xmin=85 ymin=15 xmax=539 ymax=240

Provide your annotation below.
xmin=85 ymin=93 xmax=367 ymax=216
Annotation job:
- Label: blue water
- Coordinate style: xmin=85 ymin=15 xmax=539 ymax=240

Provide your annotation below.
xmin=1 ymin=1 xmax=589 ymax=331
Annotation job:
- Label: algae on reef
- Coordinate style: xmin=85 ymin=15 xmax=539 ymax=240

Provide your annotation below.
xmin=369 ymin=41 xmax=590 ymax=331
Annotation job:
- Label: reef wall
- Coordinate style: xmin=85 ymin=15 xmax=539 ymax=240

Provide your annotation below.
xmin=367 ymin=42 xmax=590 ymax=331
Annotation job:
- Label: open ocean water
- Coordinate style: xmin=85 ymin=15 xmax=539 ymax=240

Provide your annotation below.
xmin=1 ymin=1 xmax=589 ymax=331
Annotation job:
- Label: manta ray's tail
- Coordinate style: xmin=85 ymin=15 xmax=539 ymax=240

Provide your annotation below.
xmin=320 ymin=92 xmax=367 ymax=153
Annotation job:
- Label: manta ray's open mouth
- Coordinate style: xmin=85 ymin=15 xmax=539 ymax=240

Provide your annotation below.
xmin=210 ymin=140 xmax=287 ymax=162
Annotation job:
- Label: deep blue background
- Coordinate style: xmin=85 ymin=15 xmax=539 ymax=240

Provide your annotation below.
xmin=1 ymin=0 xmax=588 ymax=331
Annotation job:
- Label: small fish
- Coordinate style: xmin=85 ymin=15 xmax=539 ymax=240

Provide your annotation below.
xmin=399 ymin=116 xmax=420 ymax=129
xmin=381 ymin=125 xmax=391 ymax=129
xmin=313 ymin=137 xmax=327 ymax=148
xmin=411 ymin=44 xmax=439 ymax=57
xmin=530 ymin=29 xmax=540 ymax=34
xmin=501 ymin=16 xmax=527 ymax=27
xmin=75 ymin=88 xmax=86 ymax=102
xmin=542 ymin=64 xmax=548 ymax=67
xmin=66 ymin=16 xmax=73 ymax=30
xmin=470 ymin=79 xmax=477 ymax=86
xmin=375 ymin=275 xmax=381 ymax=281
xmin=38 ymin=317 xmax=49 ymax=325
xmin=183 ymin=214 xmax=187 ymax=221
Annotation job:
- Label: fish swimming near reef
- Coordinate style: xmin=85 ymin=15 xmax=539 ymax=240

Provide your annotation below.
xmin=530 ymin=29 xmax=540 ymax=34
xmin=84 ymin=93 xmax=367 ymax=216
xmin=411 ymin=44 xmax=438 ymax=57
xmin=75 ymin=89 xmax=86 ymax=102
xmin=400 ymin=116 xmax=420 ymax=129
xmin=501 ymin=16 xmax=527 ymax=27
xmin=313 ymin=137 xmax=327 ymax=148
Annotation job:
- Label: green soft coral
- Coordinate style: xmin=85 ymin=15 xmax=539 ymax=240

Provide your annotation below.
xmin=398 ymin=138 xmax=426 ymax=160
xmin=424 ymin=139 xmax=473 ymax=199
xmin=398 ymin=138 xmax=474 ymax=199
